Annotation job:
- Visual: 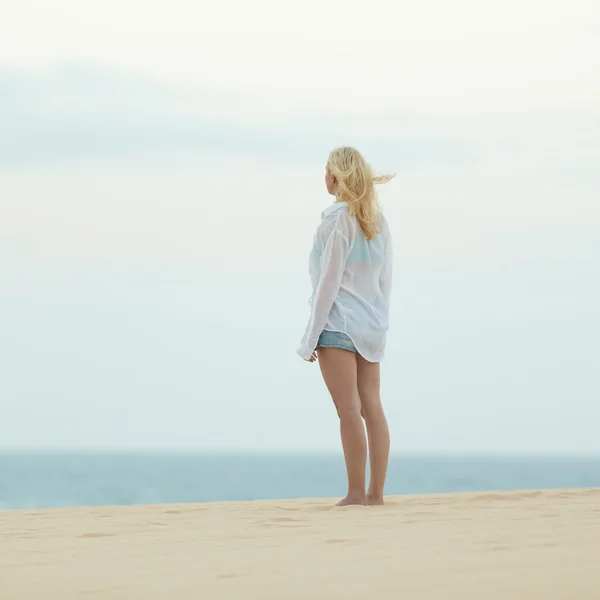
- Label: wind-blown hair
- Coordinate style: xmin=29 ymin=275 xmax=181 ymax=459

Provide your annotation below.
xmin=327 ymin=147 xmax=394 ymax=240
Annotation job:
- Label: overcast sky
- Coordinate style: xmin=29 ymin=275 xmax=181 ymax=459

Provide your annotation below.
xmin=1 ymin=0 xmax=599 ymax=454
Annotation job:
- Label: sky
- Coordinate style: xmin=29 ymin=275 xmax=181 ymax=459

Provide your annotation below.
xmin=1 ymin=0 xmax=599 ymax=454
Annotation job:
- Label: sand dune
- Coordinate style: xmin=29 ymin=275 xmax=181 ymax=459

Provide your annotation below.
xmin=1 ymin=488 xmax=599 ymax=599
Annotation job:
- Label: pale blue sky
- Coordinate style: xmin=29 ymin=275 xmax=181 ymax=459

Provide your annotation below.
xmin=1 ymin=0 xmax=599 ymax=453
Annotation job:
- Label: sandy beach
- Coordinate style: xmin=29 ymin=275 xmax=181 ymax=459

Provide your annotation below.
xmin=1 ymin=488 xmax=599 ymax=599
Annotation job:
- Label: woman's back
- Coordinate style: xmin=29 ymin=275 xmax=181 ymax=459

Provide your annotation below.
xmin=302 ymin=202 xmax=392 ymax=362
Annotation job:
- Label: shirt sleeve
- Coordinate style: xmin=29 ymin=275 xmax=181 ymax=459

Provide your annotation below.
xmin=297 ymin=227 xmax=350 ymax=360
xmin=379 ymin=219 xmax=393 ymax=303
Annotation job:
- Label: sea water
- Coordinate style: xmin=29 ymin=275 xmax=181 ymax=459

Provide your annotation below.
xmin=1 ymin=452 xmax=599 ymax=510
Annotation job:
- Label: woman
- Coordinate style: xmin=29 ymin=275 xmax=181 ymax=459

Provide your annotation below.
xmin=297 ymin=147 xmax=394 ymax=507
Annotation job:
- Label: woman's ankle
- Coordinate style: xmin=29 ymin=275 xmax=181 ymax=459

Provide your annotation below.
xmin=366 ymin=491 xmax=384 ymax=505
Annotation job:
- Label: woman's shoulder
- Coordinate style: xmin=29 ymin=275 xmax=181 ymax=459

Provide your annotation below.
xmin=319 ymin=205 xmax=355 ymax=239
xmin=378 ymin=210 xmax=390 ymax=234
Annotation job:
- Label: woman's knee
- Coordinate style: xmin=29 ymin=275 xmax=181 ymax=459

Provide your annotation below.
xmin=360 ymin=396 xmax=385 ymax=422
xmin=335 ymin=396 xmax=362 ymax=421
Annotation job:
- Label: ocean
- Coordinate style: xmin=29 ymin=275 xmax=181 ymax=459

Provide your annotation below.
xmin=1 ymin=452 xmax=599 ymax=510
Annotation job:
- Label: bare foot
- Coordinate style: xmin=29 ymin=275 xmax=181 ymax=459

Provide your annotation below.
xmin=366 ymin=494 xmax=384 ymax=506
xmin=336 ymin=495 xmax=367 ymax=507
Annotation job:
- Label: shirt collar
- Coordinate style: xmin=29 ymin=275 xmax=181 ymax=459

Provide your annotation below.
xmin=322 ymin=201 xmax=348 ymax=218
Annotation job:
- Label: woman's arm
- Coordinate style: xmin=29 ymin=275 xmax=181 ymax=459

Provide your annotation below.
xmin=297 ymin=228 xmax=350 ymax=361
xmin=379 ymin=216 xmax=393 ymax=303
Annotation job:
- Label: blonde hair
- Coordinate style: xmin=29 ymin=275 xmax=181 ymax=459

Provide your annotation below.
xmin=327 ymin=147 xmax=394 ymax=240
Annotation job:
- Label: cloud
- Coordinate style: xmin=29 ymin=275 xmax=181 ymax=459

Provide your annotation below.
xmin=3 ymin=62 xmax=600 ymax=175
xmin=0 ymin=64 xmax=479 ymax=168
xmin=3 ymin=0 xmax=600 ymax=114
xmin=3 ymin=61 xmax=600 ymax=176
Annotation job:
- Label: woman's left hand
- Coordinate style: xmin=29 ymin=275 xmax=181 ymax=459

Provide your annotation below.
xmin=307 ymin=351 xmax=318 ymax=363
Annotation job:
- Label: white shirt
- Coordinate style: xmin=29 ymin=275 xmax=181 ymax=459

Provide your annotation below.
xmin=297 ymin=201 xmax=393 ymax=363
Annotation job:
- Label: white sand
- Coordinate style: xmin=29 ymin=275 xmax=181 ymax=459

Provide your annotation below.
xmin=1 ymin=488 xmax=599 ymax=599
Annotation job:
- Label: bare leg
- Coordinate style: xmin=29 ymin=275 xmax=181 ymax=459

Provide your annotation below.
xmin=356 ymin=354 xmax=390 ymax=505
xmin=318 ymin=347 xmax=367 ymax=506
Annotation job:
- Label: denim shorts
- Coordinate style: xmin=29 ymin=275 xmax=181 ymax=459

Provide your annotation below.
xmin=316 ymin=330 xmax=357 ymax=353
